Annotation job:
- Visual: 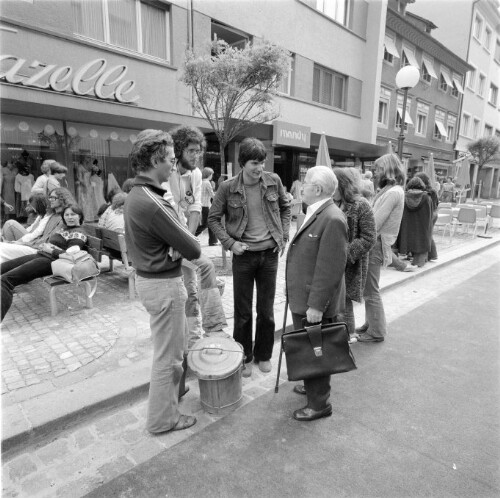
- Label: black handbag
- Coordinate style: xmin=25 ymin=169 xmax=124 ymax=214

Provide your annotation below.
xmin=275 ymin=299 xmax=357 ymax=392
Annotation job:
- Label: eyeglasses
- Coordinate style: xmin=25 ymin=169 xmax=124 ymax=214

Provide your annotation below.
xmin=185 ymin=149 xmax=202 ymax=157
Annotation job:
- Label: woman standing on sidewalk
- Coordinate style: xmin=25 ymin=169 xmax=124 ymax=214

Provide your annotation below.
xmin=332 ymin=168 xmax=376 ymax=343
xmin=356 ymin=154 xmax=405 ymax=343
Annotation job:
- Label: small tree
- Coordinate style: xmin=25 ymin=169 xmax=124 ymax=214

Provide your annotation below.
xmin=468 ymin=136 xmax=500 ymax=198
xmin=182 ymin=39 xmax=290 ymax=174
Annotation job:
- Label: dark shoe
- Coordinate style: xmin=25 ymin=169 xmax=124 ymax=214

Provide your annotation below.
xmin=355 ymin=323 xmax=369 ymax=334
xmin=357 ymin=333 xmax=384 ymax=343
xmin=293 ymin=404 xmax=332 ymax=422
xmin=293 ymin=384 xmax=306 ymax=395
xmin=209 ymin=242 xmax=219 ymax=246
xmin=257 ymin=360 xmax=272 ymax=373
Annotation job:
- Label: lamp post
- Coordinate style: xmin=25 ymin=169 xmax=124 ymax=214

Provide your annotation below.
xmin=395 ymin=65 xmax=420 ymax=159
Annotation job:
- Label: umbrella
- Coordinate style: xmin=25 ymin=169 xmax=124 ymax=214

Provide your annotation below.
xmin=316 ymin=132 xmax=331 ymax=167
xmin=386 ymin=141 xmax=393 ymax=155
xmin=423 ymin=153 xmax=437 ymax=186
xmin=456 ymin=157 xmax=471 ymax=188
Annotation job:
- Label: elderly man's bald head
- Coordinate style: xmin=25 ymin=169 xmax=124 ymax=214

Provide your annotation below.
xmin=305 ymin=166 xmax=338 ymax=197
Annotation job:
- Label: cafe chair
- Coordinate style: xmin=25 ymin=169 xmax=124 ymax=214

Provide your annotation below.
xmin=435 ymin=212 xmax=453 ymax=242
xmin=452 ymin=207 xmax=477 ymax=238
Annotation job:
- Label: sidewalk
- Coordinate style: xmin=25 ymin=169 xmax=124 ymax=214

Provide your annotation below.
xmin=2 ymin=223 xmax=500 ymax=456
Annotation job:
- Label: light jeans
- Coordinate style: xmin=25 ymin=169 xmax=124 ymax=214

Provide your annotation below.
xmin=362 ymin=239 xmax=387 ymax=339
xmin=0 ymin=242 xmax=37 ymax=264
xmin=135 ymin=275 xmax=188 ymax=433
xmin=182 ymin=254 xmax=228 ymax=348
xmin=2 ymin=220 xmax=28 ymax=241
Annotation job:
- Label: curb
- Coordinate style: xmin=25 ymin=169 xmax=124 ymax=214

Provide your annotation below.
xmin=2 ymin=236 xmax=499 ymax=457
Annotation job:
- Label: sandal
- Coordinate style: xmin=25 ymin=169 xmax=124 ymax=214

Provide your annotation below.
xmin=171 ymin=414 xmax=197 ymax=432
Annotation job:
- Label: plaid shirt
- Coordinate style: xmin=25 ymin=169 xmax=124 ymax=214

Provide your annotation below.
xmin=201 ymin=179 xmax=215 ymax=207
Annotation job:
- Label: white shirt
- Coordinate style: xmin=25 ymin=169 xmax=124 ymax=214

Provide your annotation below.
xmin=300 ymin=198 xmax=330 ymax=230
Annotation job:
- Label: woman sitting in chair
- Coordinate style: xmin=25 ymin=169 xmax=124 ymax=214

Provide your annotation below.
xmin=1 ymin=204 xmax=88 ymax=321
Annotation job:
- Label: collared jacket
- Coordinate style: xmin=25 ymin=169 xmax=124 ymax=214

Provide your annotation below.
xmin=124 ymin=175 xmax=201 ymax=279
xmin=208 ymin=171 xmax=291 ymax=252
xmin=286 ymin=199 xmax=348 ymax=317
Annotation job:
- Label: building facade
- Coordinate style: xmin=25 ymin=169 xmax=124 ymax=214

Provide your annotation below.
xmin=0 ymin=0 xmax=388 ymax=199
xmin=409 ymin=0 xmax=500 ymax=199
xmin=376 ymin=3 xmax=471 ymax=180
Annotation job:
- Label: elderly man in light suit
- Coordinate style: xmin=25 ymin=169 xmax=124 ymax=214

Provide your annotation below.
xmin=285 ymin=166 xmax=348 ymax=421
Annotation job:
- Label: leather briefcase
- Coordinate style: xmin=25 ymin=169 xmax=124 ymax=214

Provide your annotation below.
xmin=281 ymin=321 xmax=357 ymax=381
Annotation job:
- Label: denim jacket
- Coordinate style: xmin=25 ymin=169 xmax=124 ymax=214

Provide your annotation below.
xmin=208 ymin=171 xmax=291 ymax=252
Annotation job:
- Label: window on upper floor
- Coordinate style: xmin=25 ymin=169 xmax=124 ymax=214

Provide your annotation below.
xmin=484 ymin=27 xmax=492 ymax=51
xmin=489 ymin=84 xmax=498 ymax=106
xmin=496 ymin=130 xmax=500 ymax=140
xmin=461 ymin=113 xmax=470 ymax=137
xmin=315 ymin=0 xmax=351 ymax=27
xmin=495 ymin=40 xmax=500 ymax=64
xmin=478 ymin=74 xmax=486 ymax=97
xmin=383 ymin=34 xmax=399 ymax=65
xmin=415 ymin=102 xmax=429 ymax=136
xmin=485 ymin=124 xmax=493 ymax=136
xmin=278 ymin=55 xmax=295 ymax=96
xmin=378 ymin=87 xmax=391 ymax=127
xmin=400 ymin=45 xmax=419 ymax=69
xmin=312 ymin=65 xmax=346 ymax=110
xmin=472 ymin=118 xmax=481 ymax=139
xmin=451 ymin=74 xmax=464 ymax=98
xmin=71 ymin=0 xmax=170 ymax=61
xmin=211 ymin=20 xmax=250 ymax=49
xmin=434 ymin=109 xmax=447 ymax=141
xmin=446 ymin=115 xmax=456 ymax=143
xmin=473 ymin=14 xmax=483 ymax=41
xmin=466 ymin=67 xmax=476 ymax=90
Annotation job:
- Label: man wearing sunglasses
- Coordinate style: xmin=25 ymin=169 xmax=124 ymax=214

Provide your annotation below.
xmin=163 ymin=125 xmax=228 ymax=349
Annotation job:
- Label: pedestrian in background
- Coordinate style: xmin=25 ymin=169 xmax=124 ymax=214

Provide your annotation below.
xmin=209 ymin=137 xmax=291 ymax=377
xmin=415 ymin=172 xmax=439 ymax=262
xmin=356 ymin=153 xmax=405 ymax=343
xmin=333 ymin=167 xmax=376 ymax=343
xmin=31 ymin=159 xmax=55 ymax=194
xmin=286 ymin=166 xmax=348 ymax=421
xmin=396 ymin=177 xmax=433 ymax=268
xmin=361 ymin=170 xmax=375 ymax=200
xmin=195 ymin=167 xmax=218 ymax=246
xmin=124 ymin=129 xmax=200 ymax=434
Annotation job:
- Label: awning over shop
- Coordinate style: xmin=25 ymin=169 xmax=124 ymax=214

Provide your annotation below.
xmin=435 ymin=121 xmax=448 ymax=138
xmin=402 ymin=49 xmax=419 ymax=68
xmin=384 ymin=37 xmax=400 ymax=58
xmin=422 ymin=59 xmax=437 ymax=79
xmin=441 ymin=71 xmax=453 ymax=87
xmin=452 ymin=77 xmax=464 ymax=94
xmin=397 ymin=107 xmax=414 ymax=125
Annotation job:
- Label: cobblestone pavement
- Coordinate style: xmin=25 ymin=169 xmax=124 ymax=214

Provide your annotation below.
xmin=2 ymin=244 xmax=499 ymax=498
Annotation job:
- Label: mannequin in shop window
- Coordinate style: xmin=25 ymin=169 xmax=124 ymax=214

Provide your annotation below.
xmin=90 ymin=160 xmax=106 ymax=220
xmin=14 ymin=160 xmax=34 ymax=223
xmin=1 ymin=160 xmax=18 ymax=223
xmin=76 ymin=156 xmax=95 ymax=222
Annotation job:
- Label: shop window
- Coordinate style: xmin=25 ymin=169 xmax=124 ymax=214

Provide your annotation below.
xmin=71 ymin=0 xmax=170 ymax=62
xmin=315 ymin=0 xmax=351 ymax=27
xmin=312 ymin=65 xmax=346 ymax=110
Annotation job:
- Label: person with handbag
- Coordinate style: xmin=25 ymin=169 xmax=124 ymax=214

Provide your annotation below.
xmin=1 ymin=204 xmax=88 ymax=321
xmin=124 ymin=129 xmax=201 ymax=435
xmin=285 ymin=166 xmax=348 ymax=421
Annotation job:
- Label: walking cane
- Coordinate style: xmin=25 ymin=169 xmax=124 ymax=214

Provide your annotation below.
xmin=274 ymin=298 xmax=288 ymax=393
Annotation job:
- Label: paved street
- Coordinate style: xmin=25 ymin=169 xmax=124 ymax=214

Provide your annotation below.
xmin=1 ymin=238 xmax=499 ymax=497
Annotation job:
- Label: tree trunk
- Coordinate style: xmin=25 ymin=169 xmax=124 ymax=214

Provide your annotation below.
xmin=219 ymin=141 xmax=226 ymax=177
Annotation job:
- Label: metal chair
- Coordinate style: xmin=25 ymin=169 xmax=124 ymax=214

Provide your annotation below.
xmin=439 ymin=202 xmax=452 ymax=209
xmin=473 ymin=205 xmax=488 ymax=230
xmin=435 ymin=212 xmax=453 ymax=241
xmin=452 ymin=207 xmax=477 ymax=238
xmin=488 ymin=204 xmax=500 ymax=229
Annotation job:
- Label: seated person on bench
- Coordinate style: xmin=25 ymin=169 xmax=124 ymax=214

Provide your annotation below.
xmin=1 ymin=204 xmax=88 ymax=321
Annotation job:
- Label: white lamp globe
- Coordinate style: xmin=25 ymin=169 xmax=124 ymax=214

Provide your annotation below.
xmin=395 ymin=65 xmax=420 ymax=89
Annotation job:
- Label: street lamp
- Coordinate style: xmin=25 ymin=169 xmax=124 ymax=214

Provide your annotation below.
xmin=395 ymin=65 xmax=420 ymax=159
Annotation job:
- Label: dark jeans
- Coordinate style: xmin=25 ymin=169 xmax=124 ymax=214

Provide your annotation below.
xmin=232 ymin=248 xmax=278 ymax=364
xmin=196 ymin=207 xmax=218 ymax=245
xmin=1 ymin=254 xmax=53 ymax=320
xmin=291 ymin=313 xmax=334 ymax=411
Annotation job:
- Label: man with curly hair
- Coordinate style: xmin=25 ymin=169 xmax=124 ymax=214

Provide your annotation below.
xmin=164 ymin=125 xmax=228 ymax=348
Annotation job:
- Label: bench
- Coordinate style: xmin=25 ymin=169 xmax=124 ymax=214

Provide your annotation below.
xmin=44 ymin=233 xmax=103 ymax=316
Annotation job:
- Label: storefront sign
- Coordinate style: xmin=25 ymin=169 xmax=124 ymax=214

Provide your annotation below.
xmin=272 ymin=121 xmax=310 ymax=148
xmin=0 ymin=55 xmax=139 ymax=104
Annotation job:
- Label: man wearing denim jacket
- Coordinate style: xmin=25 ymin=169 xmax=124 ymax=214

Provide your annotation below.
xmin=208 ymin=137 xmax=291 ymax=377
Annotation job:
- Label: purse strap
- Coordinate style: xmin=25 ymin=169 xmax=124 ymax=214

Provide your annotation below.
xmin=274 ymin=297 xmax=288 ymax=394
